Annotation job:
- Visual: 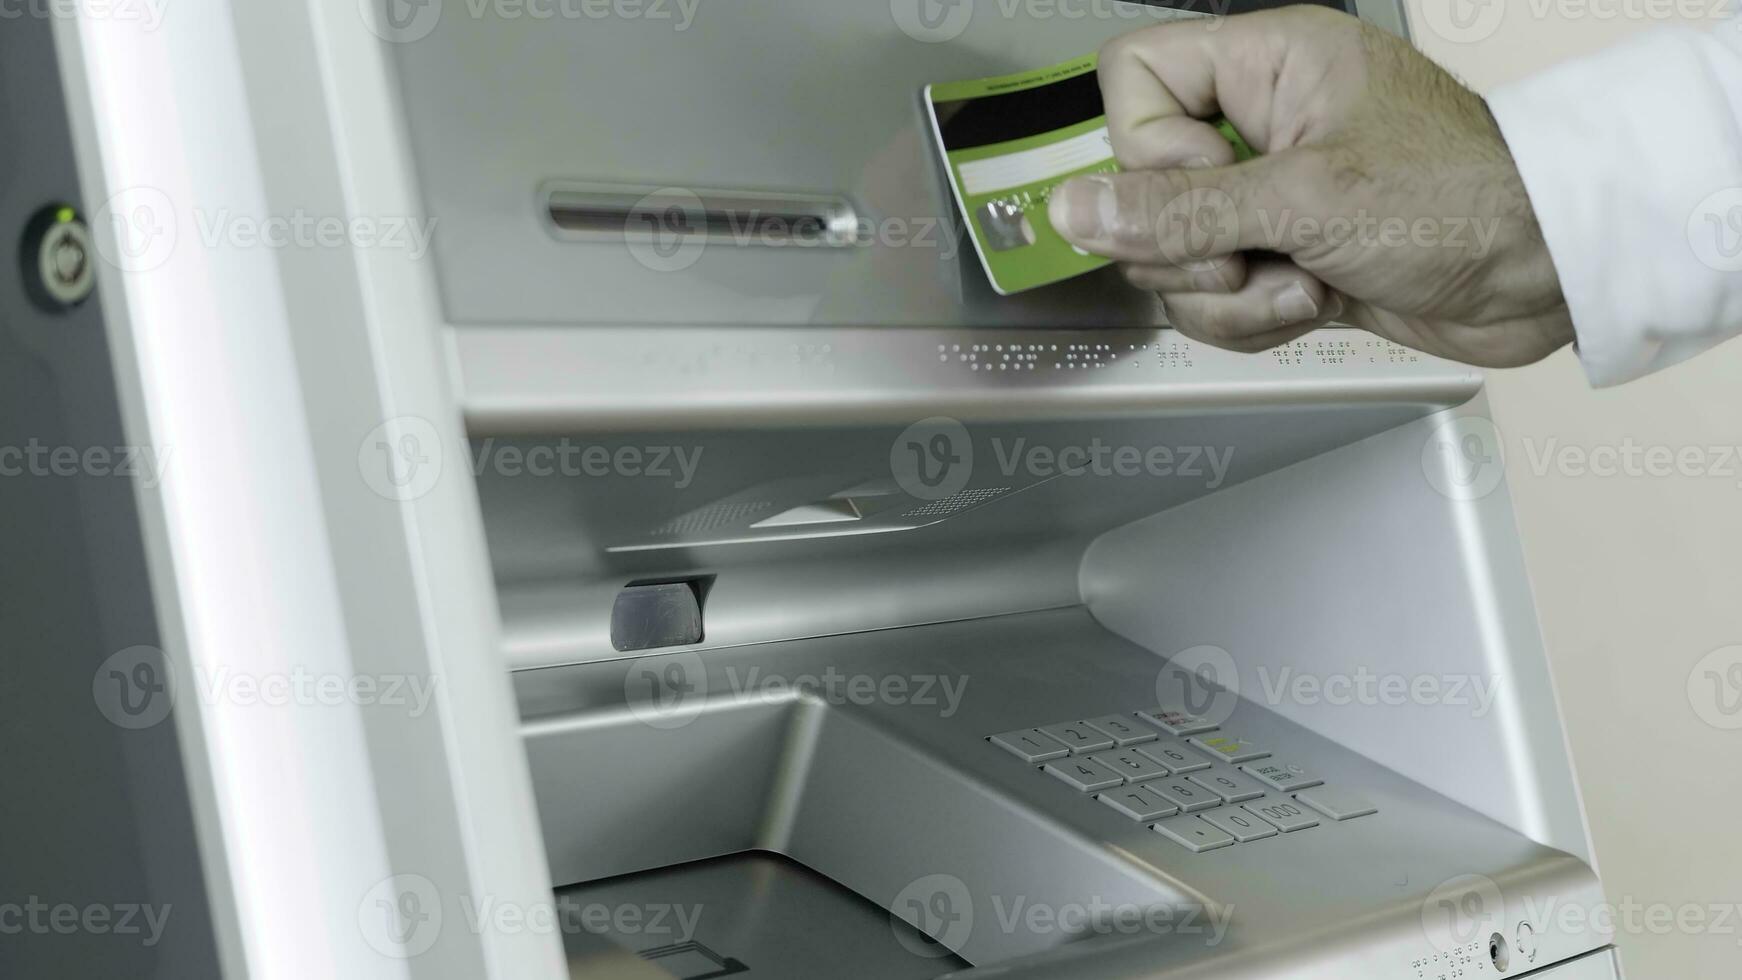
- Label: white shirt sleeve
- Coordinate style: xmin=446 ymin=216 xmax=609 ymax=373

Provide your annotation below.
xmin=1487 ymin=22 xmax=1742 ymax=387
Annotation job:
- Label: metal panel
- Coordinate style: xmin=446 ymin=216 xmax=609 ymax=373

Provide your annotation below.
xmin=54 ymin=1 xmax=568 ymax=977
xmin=1083 ymin=397 xmax=1600 ymax=865
xmin=387 ymin=0 xmax=1409 ymax=332
xmin=1 ymin=14 xmax=222 ymax=978
xmin=555 ymin=852 xmax=968 ymax=978
xmin=518 ymin=608 xmax=1613 ymax=975
xmin=455 ymin=325 xmax=1478 ymax=434
xmin=480 ymin=403 xmax=1443 ymax=668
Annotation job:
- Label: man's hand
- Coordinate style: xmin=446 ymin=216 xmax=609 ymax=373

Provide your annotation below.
xmin=1049 ymin=7 xmax=1574 ymax=367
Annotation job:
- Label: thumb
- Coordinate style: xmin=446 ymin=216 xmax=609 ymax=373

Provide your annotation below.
xmin=1048 ymin=152 xmax=1316 ymax=266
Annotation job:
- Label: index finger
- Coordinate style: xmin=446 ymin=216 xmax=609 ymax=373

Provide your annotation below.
xmin=1097 ymin=16 xmax=1285 ymax=169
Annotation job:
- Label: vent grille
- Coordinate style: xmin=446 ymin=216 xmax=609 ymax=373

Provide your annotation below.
xmin=902 ymin=487 xmax=1010 ymax=519
xmin=651 ymin=499 xmax=775 ymax=536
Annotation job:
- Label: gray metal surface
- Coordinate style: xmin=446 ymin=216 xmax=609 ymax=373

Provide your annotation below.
xmin=392 ymin=1 xmax=1406 ymax=332
xmin=454 ymin=326 xmax=1478 ymax=434
xmin=0 ymin=15 xmax=221 ymax=978
xmin=370 ymin=0 xmax=1436 ymax=434
xmin=40 ymin=0 xmax=1600 ymax=979
xmin=482 ymin=403 xmax=1443 ymax=668
xmin=1083 ymin=398 xmax=1598 ymax=865
xmin=391 ymin=1 xmax=1173 ymax=329
xmin=517 ymin=608 xmax=1611 ymax=976
xmin=1521 ymin=948 xmax=1623 ymax=980
xmin=392 ymin=0 xmax=1444 ymax=436
xmin=557 ymin=853 xmax=968 ymax=979
xmin=55 ymin=0 xmax=574 ymax=975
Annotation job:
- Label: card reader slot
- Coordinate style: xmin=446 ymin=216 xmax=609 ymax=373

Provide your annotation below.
xmin=544 ymin=182 xmax=861 ymax=247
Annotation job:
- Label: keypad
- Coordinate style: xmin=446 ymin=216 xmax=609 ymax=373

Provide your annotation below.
xmin=1087 ymin=748 xmax=1169 ymax=783
xmin=1187 ymin=733 xmax=1270 ymax=764
xmin=1082 ymin=714 xmax=1158 ymax=746
xmin=1099 ymin=784 xmax=1181 ymax=821
xmin=1295 ymin=787 xmax=1378 ymax=821
xmin=1240 ymin=758 xmax=1322 ymax=792
xmin=988 ymin=708 xmax=1378 ymax=853
xmin=1042 ymin=756 xmax=1124 ymax=792
xmin=1153 ymin=814 xmax=1235 ymax=852
xmin=1187 ymin=770 xmax=1266 ymax=804
xmin=1135 ymin=708 xmax=1218 ymax=736
xmin=989 ymin=728 xmax=1071 ymax=763
xmin=1148 ymin=777 xmax=1221 ymax=813
xmin=1244 ymin=798 xmax=1320 ymax=833
xmin=1136 ymin=740 xmax=1210 ymax=774
xmin=1038 ymin=721 xmax=1116 ymax=754
xmin=1201 ymin=807 xmax=1277 ymax=842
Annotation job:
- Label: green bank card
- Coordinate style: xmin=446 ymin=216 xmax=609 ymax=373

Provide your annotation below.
xmin=925 ymin=55 xmax=1254 ymax=295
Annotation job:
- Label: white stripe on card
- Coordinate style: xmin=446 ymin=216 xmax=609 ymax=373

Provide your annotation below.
xmin=958 ymin=126 xmax=1113 ymax=196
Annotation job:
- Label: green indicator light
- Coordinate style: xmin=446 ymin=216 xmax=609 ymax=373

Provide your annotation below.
xmin=55 ymin=206 xmax=76 ymax=224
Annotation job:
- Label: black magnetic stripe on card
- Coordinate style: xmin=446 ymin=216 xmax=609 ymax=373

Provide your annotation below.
xmin=932 ymin=71 xmax=1105 ymax=152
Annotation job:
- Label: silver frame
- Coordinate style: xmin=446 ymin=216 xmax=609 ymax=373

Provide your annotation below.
xmin=50 ymin=0 xmax=1623 ymax=977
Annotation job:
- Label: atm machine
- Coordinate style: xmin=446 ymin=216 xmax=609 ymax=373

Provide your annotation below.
xmin=12 ymin=0 xmax=1622 ymax=977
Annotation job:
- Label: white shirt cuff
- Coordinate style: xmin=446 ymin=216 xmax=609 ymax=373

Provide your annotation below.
xmin=1488 ymin=26 xmax=1742 ymax=387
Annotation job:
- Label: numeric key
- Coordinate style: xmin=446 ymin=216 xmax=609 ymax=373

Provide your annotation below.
xmin=1042 ymin=757 xmax=1123 ymax=792
xmin=988 ymin=728 xmax=1070 ymax=763
xmin=1038 ymin=721 xmax=1115 ymax=754
xmin=1244 ymin=798 xmax=1320 ymax=833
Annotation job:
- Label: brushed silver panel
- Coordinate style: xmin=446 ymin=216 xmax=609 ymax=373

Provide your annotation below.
xmin=394 ymin=1 xmax=1410 ymax=332
xmin=1084 ymin=398 xmax=1598 ymax=865
xmin=479 ymin=403 xmax=1440 ymax=667
xmin=455 ymin=326 xmax=1478 ymax=434
xmin=518 ymin=608 xmax=1612 ymax=975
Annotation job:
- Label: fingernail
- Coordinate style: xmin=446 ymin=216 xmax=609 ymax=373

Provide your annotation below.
xmin=1274 ymin=282 xmax=1320 ymax=325
xmin=1323 ymin=291 xmax=1346 ymax=322
xmin=1051 ymin=175 xmax=1114 ymax=242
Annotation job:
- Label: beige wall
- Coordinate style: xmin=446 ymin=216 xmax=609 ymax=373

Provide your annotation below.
xmin=1405 ymin=2 xmax=1742 ymax=977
